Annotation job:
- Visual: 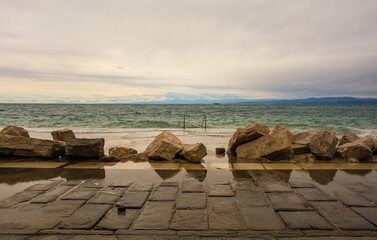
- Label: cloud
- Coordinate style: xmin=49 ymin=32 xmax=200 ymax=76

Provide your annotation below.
xmin=0 ymin=0 xmax=376 ymax=102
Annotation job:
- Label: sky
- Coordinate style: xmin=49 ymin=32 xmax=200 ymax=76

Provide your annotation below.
xmin=0 ymin=0 xmax=377 ymax=103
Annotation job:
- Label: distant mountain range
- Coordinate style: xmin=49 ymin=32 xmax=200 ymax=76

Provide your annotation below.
xmin=235 ymin=97 xmax=377 ymax=105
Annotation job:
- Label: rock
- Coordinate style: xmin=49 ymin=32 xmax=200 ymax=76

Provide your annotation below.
xmin=0 ymin=125 xmax=30 ymax=138
xmin=144 ymin=131 xmax=183 ymax=161
xmin=65 ymin=138 xmax=104 ymax=158
xmin=227 ymin=123 xmax=270 ymax=152
xmin=336 ymin=136 xmax=377 ymax=162
xmin=216 ymin=148 xmax=225 ymax=154
xmin=51 ymin=128 xmax=76 ymax=141
xmin=236 ymin=125 xmax=293 ymax=161
xmin=339 ymin=132 xmax=360 ymax=146
xmin=99 ymin=155 xmax=120 ymax=162
xmin=292 ymin=144 xmax=309 ymax=155
xmin=309 ymin=131 xmax=338 ymax=160
xmin=292 ymin=153 xmax=316 ymax=162
xmin=109 ymin=147 xmax=137 ymax=159
xmin=0 ymin=134 xmax=65 ymax=158
xmin=179 ymin=143 xmax=207 ymax=163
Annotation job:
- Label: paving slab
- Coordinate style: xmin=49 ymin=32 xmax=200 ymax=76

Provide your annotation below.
xmin=181 ymin=180 xmax=205 ymax=192
xmin=208 ymin=184 xmax=234 ymax=197
xmin=267 ymin=192 xmax=311 ymax=211
xmin=116 ymin=191 xmax=150 ymax=208
xmin=263 ymin=163 xmax=302 ymax=170
xmin=0 ymin=190 xmax=44 ymax=208
xmin=109 ymin=180 xmax=132 ymax=188
xmin=295 ymin=188 xmax=336 ymax=201
xmin=61 ymin=180 xmax=83 ymax=186
xmin=311 ymin=201 xmax=376 ymax=230
xmin=236 ymin=190 xmax=269 ymax=207
xmin=96 ymin=207 xmax=138 ymax=230
xmin=334 ymin=191 xmax=375 ymax=207
xmin=147 ymin=162 xmax=180 ymax=170
xmin=279 ymin=211 xmax=335 ymax=230
xmin=232 ymin=163 xmax=265 ymax=170
xmin=0 ymin=208 xmax=61 ymax=229
xmin=60 ymin=188 xmax=98 ymax=200
xmin=148 ymin=186 xmax=178 ymax=201
xmin=18 ymin=203 xmax=45 ymax=212
xmin=176 ymin=192 xmax=207 ymax=209
xmin=208 ymin=197 xmax=247 ymax=230
xmin=159 ymin=181 xmax=180 ymax=187
xmin=259 ymin=181 xmax=293 ymax=192
xmin=132 ymin=201 xmax=175 ymax=230
xmin=170 ymin=209 xmax=208 ymax=230
xmin=290 ymin=182 xmax=316 ymax=188
xmin=88 ymin=187 xmax=124 ymax=204
xmin=128 ymin=182 xmax=154 ymax=192
xmin=232 ymin=178 xmax=258 ymax=190
xmin=180 ymin=163 xmax=207 ymax=170
xmin=79 ymin=179 xmax=106 ymax=188
xmin=351 ymin=207 xmax=377 ymax=226
xmin=241 ymin=207 xmax=286 ymax=230
xmin=31 ymin=185 xmax=73 ymax=203
xmin=24 ymin=180 xmax=64 ymax=191
xmin=41 ymin=200 xmax=85 ymax=217
xmin=58 ymin=204 xmax=112 ymax=229
xmin=0 ymin=161 xmax=67 ymax=169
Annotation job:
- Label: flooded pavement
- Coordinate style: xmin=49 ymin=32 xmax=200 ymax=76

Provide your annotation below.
xmin=0 ymin=130 xmax=377 ymax=238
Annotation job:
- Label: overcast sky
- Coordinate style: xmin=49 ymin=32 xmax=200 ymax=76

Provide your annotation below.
xmin=1 ymin=0 xmax=376 ymax=103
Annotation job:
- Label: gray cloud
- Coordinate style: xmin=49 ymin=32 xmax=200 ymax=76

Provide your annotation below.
xmin=0 ymin=0 xmax=376 ymax=102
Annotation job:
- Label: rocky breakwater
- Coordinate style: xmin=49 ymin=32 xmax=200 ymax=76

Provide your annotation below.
xmin=0 ymin=126 xmax=65 ymax=158
xmin=230 ymin=123 xmax=377 ymax=162
xmin=144 ymin=131 xmax=207 ymax=163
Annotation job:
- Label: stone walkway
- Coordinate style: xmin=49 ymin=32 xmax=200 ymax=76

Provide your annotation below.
xmin=0 ymin=170 xmax=377 ymax=239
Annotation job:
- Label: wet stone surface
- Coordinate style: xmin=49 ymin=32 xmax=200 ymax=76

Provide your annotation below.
xmin=0 ymin=169 xmax=376 ymax=238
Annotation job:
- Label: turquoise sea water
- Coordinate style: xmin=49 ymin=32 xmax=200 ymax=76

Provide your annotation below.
xmin=0 ymin=104 xmax=376 ymax=136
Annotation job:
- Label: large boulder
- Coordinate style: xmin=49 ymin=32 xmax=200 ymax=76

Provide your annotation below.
xmin=145 ymin=131 xmax=183 ymax=161
xmin=65 ymin=138 xmax=104 ymax=158
xmin=0 ymin=126 xmax=30 ymax=138
xmin=0 ymin=135 xmax=64 ymax=158
xmin=227 ymin=123 xmax=270 ymax=153
xmin=179 ymin=143 xmax=207 ymax=163
xmin=339 ymin=132 xmax=360 ymax=146
xmin=236 ymin=125 xmax=293 ymax=161
xmin=291 ymin=130 xmax=323 ymax=155
xmin=309 ymin=131 xmax=338 ymax=160
xmin=51 ymin=128 xmax=76 ymax=142
xmin=337 ymin=136 xmax=377 ymax=162
xmin=109 ymin=147 xmax=137 ymax=159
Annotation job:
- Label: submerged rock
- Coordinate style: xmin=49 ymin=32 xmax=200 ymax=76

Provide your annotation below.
xmin=51 ymin=128 xmax=76 ymax=142
xmin=109 ymin=147 xmax=137 ymax=159
xmin=339 ymin=132 xmax=360 ymax=146
xmin=337 ymin=136 xmax=377 ymax=162
xmin=227 ymin=123 xmax=270 ymax=152
xmin=309 ymin=131 xmax=338 ymax=160
xmin=216 ymin=147 xmax=225 ymax=154
xmin=145 ymin=131 xmax=183 ymax=161
xmin=236 ymin=125 xmax=293 ymax=161
xmin=0 ymin=125 xmax=30 ymax=138
xmin=179 ymin=143 xmax=207 ymax=163
xmin=65 ymin=138 xmax=105 ymax=158
xmin=0 ymin=135 xmax=64 ymax=158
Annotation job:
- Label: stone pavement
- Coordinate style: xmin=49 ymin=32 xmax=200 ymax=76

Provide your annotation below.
xmin=0 ymin=170 xmax=377 ymax=239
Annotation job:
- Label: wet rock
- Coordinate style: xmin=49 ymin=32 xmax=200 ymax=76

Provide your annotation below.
xmin=179 ymin=143 xmax=207 ymax=163
xmin=339 ymin=131 xmax=360 ymax=145
xmin=51 ymin=128 xmax=76 ymax=141
xmin=309 ymin=131 xmax=338 ymax=160
xmin=215 ymin=147 xmax=225 ymax=154
xmin=336 ymin=136 xmax=377 ymax=162
xmin=291 ymin=130 xmax=321 ymax=145
xmin=0 ymin=125 xmax=30 ymax=138
xmin=65 ymin=138 xmax=104 ymax=158
xmin=145 ymin=131 xmax=183 ymax=161
xmin=236 ymin=125 xmax=293 ymax=161
xmin=109 ymin=146 xmax=137 ymax=159
xmin=0 ymin=135 xmax=65 ymax=158
xmin=292 ymin=144 xmax=309 ymax=155
xmin=99 ymin=155 xmax=120 ymax=162
xmin=227 ymin=123 xmax=270 ymax=152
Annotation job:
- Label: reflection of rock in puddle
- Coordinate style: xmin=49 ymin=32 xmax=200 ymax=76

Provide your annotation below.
xmin=61 ymin=168 xmax=105 ymax=180
xmin=308 ymin=170 xmax=337 ymax=185
xmin=231 ymin=170 xmax=253 ymax=179
xmin=185 ymin=170 xmax=207 ymax=182
xmin=153 ymin=170 xmax=180 ymax=180
xmin=249 ymin=170 xmax=292 ymax=183
xmin=0 ymin=168 xmax=63 ymax=184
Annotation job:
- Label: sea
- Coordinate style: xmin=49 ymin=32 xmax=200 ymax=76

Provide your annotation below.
xmin=0 ymin=104 xmax=376 ymax=137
